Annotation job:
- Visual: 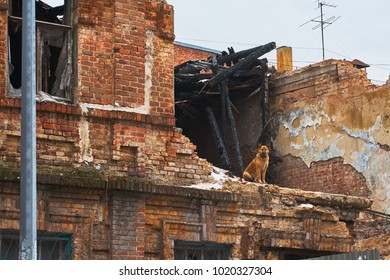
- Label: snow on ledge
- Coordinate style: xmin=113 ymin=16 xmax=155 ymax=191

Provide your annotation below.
xmin=184 ymin=166 xmax=240 ymax=190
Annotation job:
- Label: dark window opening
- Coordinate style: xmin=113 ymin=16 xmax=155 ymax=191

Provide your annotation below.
xmin=174 ymin=241 xmax=231 ymax=260
xmin=0 ymin=230 xmax=72 ymax=260
xmin=7 ymin=0 xmax=73 ymax=100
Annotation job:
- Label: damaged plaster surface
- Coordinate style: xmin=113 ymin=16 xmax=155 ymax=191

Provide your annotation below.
xmin=78 ymin=115 xmax=94 ymax=163
xmin=271 ymin=60 xmax=390 ymax=213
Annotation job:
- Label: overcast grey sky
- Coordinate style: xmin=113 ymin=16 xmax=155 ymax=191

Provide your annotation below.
xmin=44 ymin=0 xmax=390 ymax=82
xmin=169 ymin=0 xmax=390 ymax=83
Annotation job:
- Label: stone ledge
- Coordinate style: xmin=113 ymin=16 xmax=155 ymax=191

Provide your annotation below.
xmin=0 ymin=168 xmax=239 ymax=202
xmin=0 ymin=97 xmax=176 ymax=127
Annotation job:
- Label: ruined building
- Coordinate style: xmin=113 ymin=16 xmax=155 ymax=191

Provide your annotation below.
xmin=0 ymin=0 xmax=389 ymax=260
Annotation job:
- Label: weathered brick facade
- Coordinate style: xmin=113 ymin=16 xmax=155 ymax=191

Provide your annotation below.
xmin=0 ymin=172 xmax=372 ymax=259
xmin=269 ymin=155 xmax=370 ymax=197
xmin=269 ymin=60 xmax=390 ymax=212
xmin=0 ymin=1 xmax=388 ymax=260
xmin=0 ymin=0 xmax=211 ymax=185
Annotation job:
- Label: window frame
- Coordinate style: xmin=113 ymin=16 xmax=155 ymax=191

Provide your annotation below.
xmin=6 ymin=0 xmax=74 ymax=101
xmin=174 ymin=241 xmax=231 ymax=260
xmin=0 ymin=230 xmax=72 ymax=260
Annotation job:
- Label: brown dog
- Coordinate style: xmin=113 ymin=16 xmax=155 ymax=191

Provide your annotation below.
xmin=242 ymin=144 xmax=269 ymax=184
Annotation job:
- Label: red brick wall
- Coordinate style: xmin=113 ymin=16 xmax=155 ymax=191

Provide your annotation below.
xmin=268 ymin=155 xmax=371 ymax=197
xmin=268 ymin=60 xmax=382 ymax=198
xmin=0 ymin=178 xmax=372 ymax=259
xmin=77 ymin=0 xmax=115 ymax=106
xmin=0 ymin=0 xmax=211 ymax=185
xmin=0 ymin=2 xmax=7 ymax=97
xmin=174 ymin=44 xmax=217 ymax=66
xmin=77 ymin=0 xmax=175 ymax=114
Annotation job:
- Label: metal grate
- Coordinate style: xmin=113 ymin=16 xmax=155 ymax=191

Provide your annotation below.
xmin=174 ymin=241 xmax=230 ymax=260
xmin=0 ymin=231 xmax=72 ymax=260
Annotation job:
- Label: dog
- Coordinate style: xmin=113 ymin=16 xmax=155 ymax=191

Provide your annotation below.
xmin=242 ymin=144 xmax=270 ymax=184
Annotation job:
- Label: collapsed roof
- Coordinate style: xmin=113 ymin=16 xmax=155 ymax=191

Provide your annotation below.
xmin=174 ymin=42 xmax=276 ymax=174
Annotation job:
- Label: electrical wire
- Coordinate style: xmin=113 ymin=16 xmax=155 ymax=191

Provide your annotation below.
xmin=176 ymin=37 xmax=390 ymax=81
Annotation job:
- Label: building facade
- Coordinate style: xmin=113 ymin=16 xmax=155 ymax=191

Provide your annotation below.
xmin=0 ymin=0 xmax=389 ymax=260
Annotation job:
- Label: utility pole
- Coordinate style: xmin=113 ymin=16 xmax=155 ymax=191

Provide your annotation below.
xmin=300 ymin=1 xmax=340 ymax=60
xmin=19 ymin=0 xmax=37 ymax=260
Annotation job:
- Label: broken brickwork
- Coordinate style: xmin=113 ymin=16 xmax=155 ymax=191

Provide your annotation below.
xmin=0 ymin=1 xmax=388 ymax=260
xmin=269 ymin=60 xmax=390 ymax=213
xmin=269 ymin=155 xmax=370 ymax=197
xmin=0 ymin=0 xmax=211 ymax=185
xmin=0 ymin=173 xmax=372 ymax=260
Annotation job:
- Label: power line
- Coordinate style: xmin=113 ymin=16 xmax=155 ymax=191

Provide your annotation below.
xmin=175 ymin=37 xmax=390 ymax=75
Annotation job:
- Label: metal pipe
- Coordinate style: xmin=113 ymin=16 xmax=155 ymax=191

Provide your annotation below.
xmin=19 ymin=0 xmax=37 ymax=260
xmin=320 ymin=3 xmax=325 ymax=60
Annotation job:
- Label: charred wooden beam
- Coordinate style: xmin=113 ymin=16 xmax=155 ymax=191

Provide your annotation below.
xmin=175 ymin=73 xmax=214 ymax=83
xmin=219 ymin=83 xmax=228 ymax=142
xmin=221 ymin=81 xmax=244 ymax=174
xmin=207 ymin=42 xmax=276 ymax=88
xmin=257 ymin=60 xmax=272 ymax=146
xmin=259 ymin=60 xmax=268 ymax=129
xmin=175 ymin=91 xmax=220 ymax=103
xmin=206 ymin=107 xmax=231 ymax=170
xmin=175 ymin=60 xmax=225 ymax=74
xmin=213 ymin=45 xmax=267 ymax=65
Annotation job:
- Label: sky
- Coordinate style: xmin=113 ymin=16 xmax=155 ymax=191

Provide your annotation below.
xmin=43 ymin=0 xmax=390 ymax=83
xmin=168 ymin=0 xmax=390 ymax=83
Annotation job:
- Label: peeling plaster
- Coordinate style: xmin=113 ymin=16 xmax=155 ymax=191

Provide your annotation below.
xmin=78 ymin=116 xmax=94 ymax=163
xmin=143 ymin=29 xmax=154 ymax=114
xmin=283 ymin=108 xmax=324 ymax=138
xmin=278 ymin=106 xmax=338 ymax=165
xmin=341 ymin=115 xmax=382 ymax=147
xmin=271 ymin=62 xmax=390 ymax=213
xmin=341 ymin=116 xmax=382 ymax=172
xmin=275 ymin=105 xmax=390 ymax=212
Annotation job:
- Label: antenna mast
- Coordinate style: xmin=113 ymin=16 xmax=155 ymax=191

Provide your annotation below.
xmin=300 ymin=1 xmax=340 ymax=60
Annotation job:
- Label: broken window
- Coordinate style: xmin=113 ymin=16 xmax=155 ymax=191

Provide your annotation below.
xmin=174 ymin=241 xmax=230 ymax=260
xmin=0 ymin=231 xmax=72 ymax=260
xmin=7 ymin=0 xmax=73 ymax=100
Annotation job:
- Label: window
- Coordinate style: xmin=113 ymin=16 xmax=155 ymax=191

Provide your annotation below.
xmin=7 ymin=0 xmax=73 ymax=100
xmin=0 ymin=231 xmax=72 ymax=260
xmin=174 ymin=241 xmax=230 ymax=260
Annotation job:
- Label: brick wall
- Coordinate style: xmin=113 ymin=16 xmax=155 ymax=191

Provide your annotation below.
xmin=0 ymin=1 xmax=7 ymax=97
xmin=174 ymin=44 xmax=218 ymax=66
xmin=111 ymin=191 xmax=145 ymax=260
xmin=0 ymin=177 xmax=374 ymax=259
xmin=0 ymin=0 xmax=212 ymax=185
xmin=268 ymin=155 xmax=370 ymax=196
xmin=269 ymin=60 xmax=390 ymax=210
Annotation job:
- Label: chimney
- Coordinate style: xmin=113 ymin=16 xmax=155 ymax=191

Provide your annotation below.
xmin=277 ymin=46 xmax=293 ymax=72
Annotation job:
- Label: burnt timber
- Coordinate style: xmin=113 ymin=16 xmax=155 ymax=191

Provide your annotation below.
xmin=174 ymin=42 xmax=276 ymax=175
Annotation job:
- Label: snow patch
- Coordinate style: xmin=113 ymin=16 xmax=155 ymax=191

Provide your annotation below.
xmin=36 ymin=91 xmax=68 ymax=104
xmin=184 ymin=166 xmax=240 ymax=190
xmin=298 ymin=203 xmax=314 ymax=208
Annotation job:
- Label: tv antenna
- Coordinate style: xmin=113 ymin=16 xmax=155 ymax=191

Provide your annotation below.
xmin=300 ymin=1 xmax=341 ymax=60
